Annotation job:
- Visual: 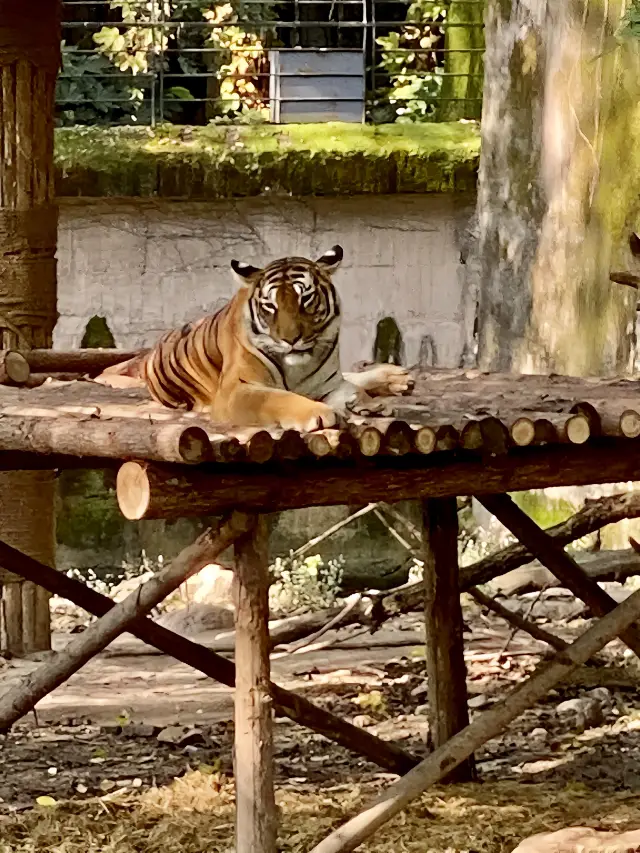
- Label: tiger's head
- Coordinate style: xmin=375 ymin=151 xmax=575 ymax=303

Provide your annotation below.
xmin=230 ymin=246 xmax=343 ymax=357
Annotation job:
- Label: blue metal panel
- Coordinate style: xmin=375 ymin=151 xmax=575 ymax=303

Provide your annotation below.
xmin=269 ymin=50 xmax=365 ymax=124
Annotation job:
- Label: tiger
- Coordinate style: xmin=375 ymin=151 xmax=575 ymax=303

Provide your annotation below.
xmin=98 ymin=245 xmax=412 ymax=431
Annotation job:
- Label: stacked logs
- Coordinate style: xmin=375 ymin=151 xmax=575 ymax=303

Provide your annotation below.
xmin=0 ymin=351 xmax=639 ymax=467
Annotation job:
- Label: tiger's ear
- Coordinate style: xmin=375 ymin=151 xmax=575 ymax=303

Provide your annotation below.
xmin=315 ymin=245 xmax=343 ymax=273
xmin=230 ymin=259 xmax=262 ymax=288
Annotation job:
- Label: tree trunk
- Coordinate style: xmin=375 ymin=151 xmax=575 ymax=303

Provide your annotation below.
xmin=0 ymin=2 xmax=61 ymax=654
xmin=476 ymin=0 xmax=640 ymax=375
xmin=437 ymin=0 xmax=485 ymax=121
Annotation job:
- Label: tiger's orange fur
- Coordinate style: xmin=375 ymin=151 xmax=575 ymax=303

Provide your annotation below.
xmin=100 ymin=247 xmax=412 ymax=430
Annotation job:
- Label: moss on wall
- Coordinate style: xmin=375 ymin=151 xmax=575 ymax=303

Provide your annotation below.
xmin=54 ymin=122 xmax=480 ymax=199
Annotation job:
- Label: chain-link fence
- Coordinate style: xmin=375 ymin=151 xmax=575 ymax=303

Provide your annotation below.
xmin=57 ymin=0 xmax=484 ymax=126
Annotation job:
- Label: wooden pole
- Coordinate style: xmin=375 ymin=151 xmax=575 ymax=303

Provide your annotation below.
xmin=25 ymin=348 xmax=142 ymax=375
xmin=233 ymin=515 xmax=277 ymax=853
xmin=0 ymin=513 xmax=252 ymax=729
xmin=0 ymin=0 xmax=61 ymax=654
xmin=478 ymin=494 xmax=640 ymax=658
xmin=422 ymin=498 xmax=475 ymax=782
xmin=116 ymin=443 xmax=640 ymax=519
xmin=307 ymin=587 xmax=640 ymax=853
xmin=0 ymin=537 xmax=418 ymax=774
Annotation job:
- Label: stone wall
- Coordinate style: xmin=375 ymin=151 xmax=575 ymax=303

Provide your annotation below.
xmin=55 ymin=193 xmax=476 ymax=371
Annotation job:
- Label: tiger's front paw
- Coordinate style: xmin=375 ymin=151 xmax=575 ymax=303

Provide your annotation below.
xmin=374 ymin=364 xmax=414 ymax=396
xmin=279 ymin=401 xmax=338 ymax=432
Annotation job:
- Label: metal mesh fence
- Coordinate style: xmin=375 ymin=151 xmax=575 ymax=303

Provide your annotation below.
xmin=57 ymin=0 xmax=484 ymax=126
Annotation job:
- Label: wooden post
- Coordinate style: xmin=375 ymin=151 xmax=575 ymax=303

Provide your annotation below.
xmin=422 ymin=497 xmax=476 ymax=782
xmin=0 ymin=1 xmax=61 ymax=653
xmin=233 ymin=514 xmax=277 ymax=853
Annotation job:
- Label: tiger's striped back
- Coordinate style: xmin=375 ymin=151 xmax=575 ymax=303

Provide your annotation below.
xmin=140 ymin=246 xmax=346 ymax=418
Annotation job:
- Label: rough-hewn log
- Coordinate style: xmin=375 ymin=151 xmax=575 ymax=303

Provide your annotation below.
xmin=0 ymin=514 xmax=252 ymax=730
xmin=373 ymin=492 xmax=640 ymax=619
xmin=117 ymin=443 xmax=640 ymax=519
xmin=0 ymin=351 xmax=29 ymax=385
xmin=422 ymin=498 xmax=475 ymax=783
xmin=233 ymin=516 xmax=276 ymax=853
xmin=25 ymin=349 xmax=141 ymax=375
xmin=0 ymin=0 xmax=62 ymax=653
xmin=469 ymin=585 xmax=568 ymax=652
xmin=0 ymin=416 xmax=211 ymax=464
xmin=0 ymin=537 xmax=418 ymax=775
xmin=479 ymin=494 xmax=640 ymax=659
xmin=307 ymin=587 xmax=640 ymax=853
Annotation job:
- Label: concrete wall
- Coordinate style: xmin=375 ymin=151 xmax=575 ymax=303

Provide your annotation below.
xmin=56 ymin=193 xmax=476 ymax=370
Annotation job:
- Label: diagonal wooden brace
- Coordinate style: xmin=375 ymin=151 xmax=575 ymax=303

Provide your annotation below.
xmin=0 ymin=537 xmax=418 ymax=775
xmin=478 ymin=494 xmax=640 ymax=658
xmin=0 ymin=512 xmax=254 ymax=729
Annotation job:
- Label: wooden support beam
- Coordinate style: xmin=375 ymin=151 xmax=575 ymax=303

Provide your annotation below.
xmin=478 ymin=494 xmax=640 ymax=658
xmin=375 ymin=491 xmax=640 ymax=619
xmin=0 ymin=513 xmax=253 ymax=730
xmin=469 ymin=586 xmax=569 ymax=652
xmin=422 ymin=498 xmax=475 ymax=783
xmin=0 ymin=537 xmax=418 ymax=775
xmin=0 ymin=416 xmax=211 ymax=464
xmin=117 ymin=443 xmax=640 ymax=518
xmin=307 ymin=587 xmax=640 ymax=853
xmin=233 ymin=515 xmax=277 ymax=853
xmin=0 ymin=351 xmax=29 ymax=386
xmin=25 ymin=349 xmax=141 ymax=375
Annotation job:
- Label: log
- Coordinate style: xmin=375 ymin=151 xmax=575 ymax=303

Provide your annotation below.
xmin=307 ymin=586 xmax=640 ymax=853
xmin=233 ymin=516 xmax=277 ymax=853
xmin=0 ymin=538 xmax=418 ymax=775
xmin=0 ymin=513 xmax=253 ymax=730
xmin=571 ymin=402 xmax=640 ymax=438
xmin=373 ymin=491 xmax=640 ymax=618
xmin=0 ymin=415 xmax=211 ymax=464
xmin=610 ymin=271 xmax=640 ymax=288
xmin=422 ymin=498 xmax=475 ymax=782
xmin=25 ymin=349 xmax=141 ymax=375
xmin=349 ymin=425 xmax=383 ymax=457
xmin=478 ymin=494 xmax=640 ymax=658
xmin=0 ymin=351 xmax=29 ymax=386
xmin=116 ymin=442 xmax=640 ymax=518
xmin=469 ymin=586 xmax=569 ymax=652
xmin=509 ymin=413 xmax=591 ymax=446
xmin=461 ymin=417 xmax=510 ymax=454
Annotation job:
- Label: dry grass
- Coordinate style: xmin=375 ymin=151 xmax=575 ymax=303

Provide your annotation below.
xmin=2 ymin=771 xmax=640 ymax=853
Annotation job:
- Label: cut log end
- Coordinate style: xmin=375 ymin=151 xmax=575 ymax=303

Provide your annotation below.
xmin=178 ymin=427 xmax=212 ymax=464
xmin=0 ymin=351 xmax=30 ymax=386
xmin=305 ymin=432 xmax=332 ymax=458
xmin=117 ymin=461 xmax=150 ymax=520
xmin=413 ymin=425 xmax=437 ymax=454
xmin=510 ymin=417 xmax=535 ymax=447
xmin=565 ymin=414 xmax=591 ymax=445
xmin=621 ymin=410 xmax=640 ymax=439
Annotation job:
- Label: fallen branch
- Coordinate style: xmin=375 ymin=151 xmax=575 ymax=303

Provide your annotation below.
xmin=0 ymin=513 xmax=253 ymax=730
xmin=0 ymin=539 xmax=418 ymax=775
xmin=307 ymin=586 xmax=640 ymax=853
xmin=479 ymin=494 xmax=640 ymax=658
xmin=469 ymin=586 xmax=568 ymax=652
xmin=376 ymin=492 xmax=640 ymax=618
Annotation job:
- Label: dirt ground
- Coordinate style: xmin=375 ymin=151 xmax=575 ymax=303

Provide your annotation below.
xmin=2 ymin=594 xmax=640 ymax=852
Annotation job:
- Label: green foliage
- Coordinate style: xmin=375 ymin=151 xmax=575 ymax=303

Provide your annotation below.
xmin=269 ymin=553 xmax=345 ymax=615
xmin=86 ymin=0 xmax=274 ymax=124
xmin=619 ymin=0 xmax=640 ymax=39
xmin=56 ymin=44 xmax=145 ymax=126
xmin=376 ymin=1 xmax=447 ymax=123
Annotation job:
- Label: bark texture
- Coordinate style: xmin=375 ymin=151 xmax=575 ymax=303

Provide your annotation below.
xmin=477 ymin=0 xmax=640 ymax=375
xmin=0 ymin=1 xmax=60 ymax=653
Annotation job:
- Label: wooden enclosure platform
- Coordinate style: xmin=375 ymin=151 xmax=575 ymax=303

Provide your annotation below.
xmin=2 ymin=360 xmax=640 ymax=852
